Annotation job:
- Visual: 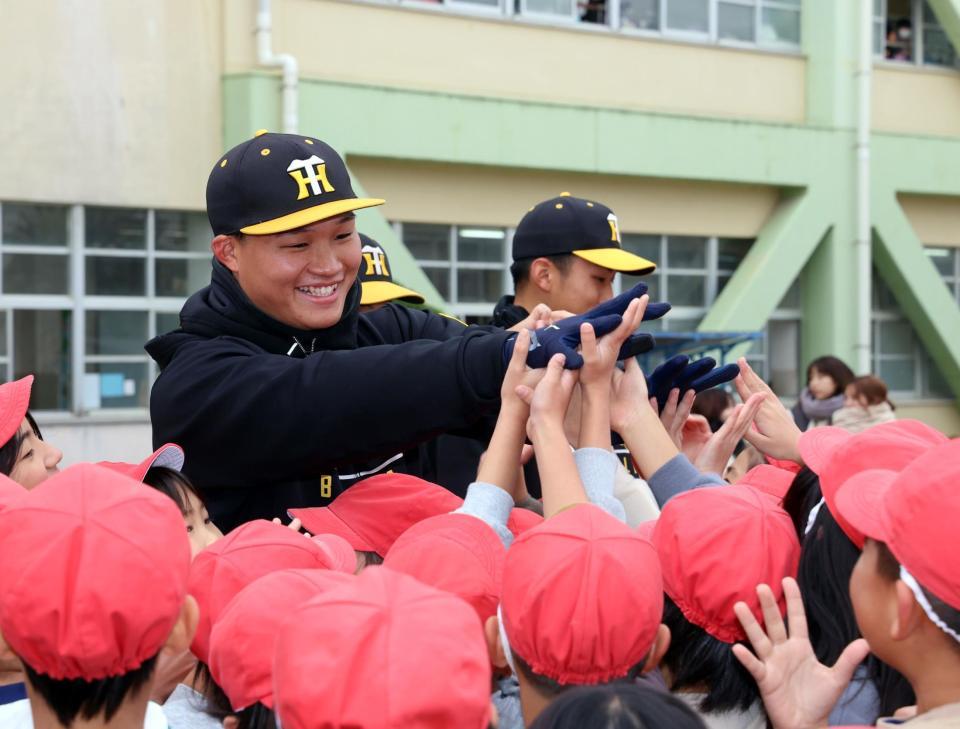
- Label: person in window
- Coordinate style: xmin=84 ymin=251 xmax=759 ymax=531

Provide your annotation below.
xmin=146 ymin=134 xmax=647 ymax=531
xmin=886 ymin=18 xmax=913 ymax=61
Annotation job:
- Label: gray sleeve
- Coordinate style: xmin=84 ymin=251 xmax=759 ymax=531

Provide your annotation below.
xmin=455 ymin=481 xmax=514 ymax=548
xmin=828 ymin=665 xmax=880 ymax=726
xmin=647 ymin=454 xmax=725 ymax=506
xmin=573 ymin=448 xmax=627 ymax=523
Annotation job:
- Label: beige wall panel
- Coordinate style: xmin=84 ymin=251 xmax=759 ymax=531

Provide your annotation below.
xmin=897 ymin=401 xmax=960 ymax=437
xmin=349 ymin=157 xmax=780 ymax=235
xmin=0 ymin=1 xmax=222 ymax=210
xmin=873 ymin=65 xmax=960 ymax=137
xmin=898 ymin=193 xmax=960 ymax=247
xmin=226 ymin=0 xmax=805 ymax=124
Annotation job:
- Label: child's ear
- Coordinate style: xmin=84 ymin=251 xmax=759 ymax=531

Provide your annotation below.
xmin=164 ymin=596 xmax=200 ymax=655
xmin=641 ymin=624 xmax=671 ymax=674
xmin=484 ymin=615 xmax=508 ymax=670
xmin=892 ymin=580 xmax=925 ymax=641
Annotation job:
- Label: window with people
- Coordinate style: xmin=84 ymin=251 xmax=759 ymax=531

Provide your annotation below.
xmin=878 ymin=0 xmax=958 ymax=68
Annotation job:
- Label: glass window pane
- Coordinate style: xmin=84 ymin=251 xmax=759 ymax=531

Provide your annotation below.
xmin=623 ymin=272 xmax=661 ymax=300
xmin=923 ymin=26 xmax=957 ymax=66
xmin=457 ymin=269 xmax=503 ymax=303
xmin=85 ymin=362 xmax=149 ymax=410
xmin=760 ymin=7 xmax=800 ymax=43
xmin=666 ymin=0 xmax=709 ymax=31
xmin=156 ymin=312 xmax=180 ymax=335
xmin=768 ymin=319 xmax=801 ymax=397
xmin=923 ymin=0 xmax=937 ymax=23
xmin=86 ymin=257 xmax=146 ymax=296
xmin=403 ymin=223 xmax=450 ymax=262
xmin=879 ymin=358 xmax=915 ymax=393
xmin=874 ymin=20 xmax=885 ymax=55
xmin=873 ymin=273 xmax=900 ymax=312
xmin=14 ymin=310 xmax=71 ymax=410
xmin=3 ymin=254 xmax=69 ymax=294
xmin=156 ymin=211 xmax=211 ymax=252
xmin=457 ymin=228 xmax=505 ymax=263
xmin=719 ymin=2 xmax=755 ymax=41
xmin=620 ymin=0 xmax=659 ymax=28
xmin=667 ymin=274 xmax=706 ymax=306
xmin=717 ymin=237 xmax=752 ymax=270
xmin=925 ymin=352 xmax=952 ymax=398
xmin=666 ymin=236 xmax=707 ymax=269
xmin=879 ymin=319 xmax=914 ymax=356
xmin=665 ymin=315 xmax=703 ymax=332
xmin=156 ymin=258 xmax=210 ymax=298
xmin=622 ymin=234 xmax=661 ymax=265
xmin=925 ymin=247 xmax=954 ymax=277
xmin=423 ymin=267 xmax=450 ymax=300
xmin=86 ymin=311 xmax=148 ymax=356
xmin=0 ymin=313 xmax=8 ymax=358
xmin=2 ymin=203 xmax=68 ymax=247
xmin=717 ymin=274 xmax=732 ymax=296
xmin=85 ymin=207 xmax=147 ymax=250
xmin=524 ymin=0 xmax=576 ymax=15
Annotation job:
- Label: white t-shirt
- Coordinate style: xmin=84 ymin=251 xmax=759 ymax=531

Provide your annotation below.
xmin=0 ymin=698 xmax=170 ymax=728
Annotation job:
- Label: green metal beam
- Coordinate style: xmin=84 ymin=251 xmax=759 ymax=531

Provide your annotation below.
xmin=872 ymin=188 xmax=960 ymax=402
xmin=927 ymin=0 xmax=960 ymax=55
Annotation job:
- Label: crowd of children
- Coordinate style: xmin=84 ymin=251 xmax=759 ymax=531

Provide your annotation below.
xmin=0 ymin=132 xmax=954 ymax=729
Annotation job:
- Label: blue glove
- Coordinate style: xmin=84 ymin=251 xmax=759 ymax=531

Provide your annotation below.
xmin=647 ymin=356 xmax=741 ymax=410
xmin=579 ymin=282 xmax=670 ymax=361
xmin=645 ymin=355 xmax=689 ymax=408
xmin=503 ymin=313 xmax=624 ymax=370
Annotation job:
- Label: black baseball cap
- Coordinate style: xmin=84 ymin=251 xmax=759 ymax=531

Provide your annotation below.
xmin=512 ymin=193 xmax=656 ymax=275
xmin=357 ymin=234 xmax=425 ymax=306
xmin=206 ymin=130 xmax=384 ymax=236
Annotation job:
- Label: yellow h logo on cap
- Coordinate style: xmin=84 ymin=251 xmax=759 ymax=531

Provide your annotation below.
xmin=287 ymin=155 xmax=336 ymax=200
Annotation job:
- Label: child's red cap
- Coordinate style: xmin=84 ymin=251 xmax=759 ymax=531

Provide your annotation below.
xmin=272 ymin=566 xmax=492 ymax=729
xmin=0 ymin=464 xmax=190 ymax=680
xmin=800 ymin=420 xmax=946 ymax=548
xmin=384 ymin=513 xmax=506 ymax=623
xmin=0 ymin=375 xmax=32 ymax=449
xmin=507 ymin=507 xmax=543 ymax=537
xmin=650 ymin=485 xmax=800 ymax=643
xmin=288 ymin=473 xmax=462 ymax=556
xmin=208 ymin=568 xmax=354 ymax=711
xmin=310 ymin=533 xmax=358 ymax=573
xmin=96 ymin=443 xmax=185 ymax=483
xmin=500 ymin=504 xmax=663 ymax=685
xmin=836 ymin=439 xmax=960 ymax=612
xmin=188 ymin=519 xmax=348 ymax=664
xmin=0 ymin=473 xmax=25 ymax=510
xmin=737 ymin=464 xmax=797 ymax=501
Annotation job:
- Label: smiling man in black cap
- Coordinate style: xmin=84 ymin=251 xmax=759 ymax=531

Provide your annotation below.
xmin=147 ymin=133 xmax=654 ymax=530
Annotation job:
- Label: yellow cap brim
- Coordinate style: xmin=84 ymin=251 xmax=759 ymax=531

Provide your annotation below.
xmin=573 ymin=248 xmax=657 ymax=275
xmin=360 ymin=280 xmax=426 ymax=306
xmin=240 ymin=198 xmax=386 ymax=235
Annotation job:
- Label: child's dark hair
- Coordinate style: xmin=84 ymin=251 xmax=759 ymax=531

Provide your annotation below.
xmin=22 ymin=655 xmax=157 ymax=726
xmin=143 ymin=466 xmax=205 ymax=516
xmin=806 ymin=356 xmax=855 ymax=397
xmin=513 ymin=652 xmax=648 ymax=700
xmin=510 ymin=254 xmax=575 ymax=288
xmin=660 ymin=597 xmax=761 ymax=715
xmin=847 ymin=375 xmax=894 ymax=409
xmin=800 ymin=513 xmax=914 ymax=715
xmin=692 ymin=389 xmax=734 ymax=433
xmin=528 ymin=682 xmax=708 ymax=729
xmin=0 ymin=411 xmax=42 ymax=476
xmin=192 ymin=663 xmax=275 ymax=729
xmin=781 ymin=467 xmax=822 ymax=540
xmin=356 ymin=550 xmax=384 ymax=568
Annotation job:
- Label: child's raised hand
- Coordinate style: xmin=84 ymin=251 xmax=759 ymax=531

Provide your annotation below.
xmin=693 ymin=392 xmax=765 ymax=475
xmin=656 ymin=387 xmax=697 ymax=449
xmin=609 ymin=357 xmax=654 ymax=433
xmin=501 ymin=329 xmax=547 ymax=412
xmin=734 ymin=358 xmax=803 ymax=463
xmin=579 ymin=297 xmax=648 ymax=389
xmin=517 ymin=353 xmax=580 ymax=434
xmin=732 ymin=577 xmax=869 ymax=729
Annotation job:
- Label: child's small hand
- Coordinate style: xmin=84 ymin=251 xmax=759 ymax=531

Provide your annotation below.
xmin=501 ymin=329 xmax=547 ymax=412
xmin=579 ymin=297 xmax=648 ymax=390
xmin=609 ymin=357 xmax=654 ymax=433
xmin=517 ymin=353 xmax=580 ymax=434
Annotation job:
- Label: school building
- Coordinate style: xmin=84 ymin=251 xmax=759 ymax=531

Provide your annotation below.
xmin=3 ymin=0 xmax=960 ymax=461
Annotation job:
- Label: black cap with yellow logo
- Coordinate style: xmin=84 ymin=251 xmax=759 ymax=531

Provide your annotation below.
xmin=358 ymin=234 xmax=426 ymax=306
xmin=206 ymin=130 xmax=384 ymax=236
xmin=512 ymin=193 xmax=656 ymax=275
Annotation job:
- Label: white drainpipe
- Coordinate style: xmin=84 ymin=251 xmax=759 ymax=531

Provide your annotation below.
xmin=855 ymin=0 xmax=873 ymax=374
xmin=256 ymin=0 xmax=299 ymax=134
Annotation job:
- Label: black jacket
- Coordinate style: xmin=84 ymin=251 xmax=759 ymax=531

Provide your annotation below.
xmin=146 ymin=262 xmax=512 ymax=531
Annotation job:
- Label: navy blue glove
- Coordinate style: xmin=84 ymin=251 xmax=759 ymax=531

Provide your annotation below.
xmin=503 ymin=313 xmax=624 ymax=370
xmin=647 ymin=356 xmax=741 ymax=410
xmin=579 ymin=283 xmax=670 ymax=361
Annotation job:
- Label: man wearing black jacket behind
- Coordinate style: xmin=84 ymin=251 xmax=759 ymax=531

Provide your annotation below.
xmin=147 ymin=132 xmax=651 ymax=531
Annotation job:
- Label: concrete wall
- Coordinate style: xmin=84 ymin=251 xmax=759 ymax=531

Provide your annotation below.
xmin=898 ymin=193 xmax=960 ymax=246
xmin=36 ymin=418 xmax=153 ymax=467
xmin=873 ymin=64 xmax=960 ymax=137
xmin=0 ymin=0 xmax=222 ymax=209
xmin=350 ymin=157 xmax=780 ymax=235
xmin=224 ymin=0 xmax=806 ymax=125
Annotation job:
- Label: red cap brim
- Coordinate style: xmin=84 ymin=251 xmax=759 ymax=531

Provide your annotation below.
xmin=798 ymin=427 xmax=851 ymax=474
xmin=289 ymin=507 xmax=375 ymax=553
xmin=310 ymin=534 xmax=358 ymax=573
xmin=135 ymin=444 xmax=185 ymax=483
xmin=833 ymin=469 xmax=897 ymax=543
xmin=0 ymin=376 xmax=33 ymax=449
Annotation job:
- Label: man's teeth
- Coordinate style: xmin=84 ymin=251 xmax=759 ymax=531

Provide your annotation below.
xmin=299 ymin=284 xmax=338 ymax=297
